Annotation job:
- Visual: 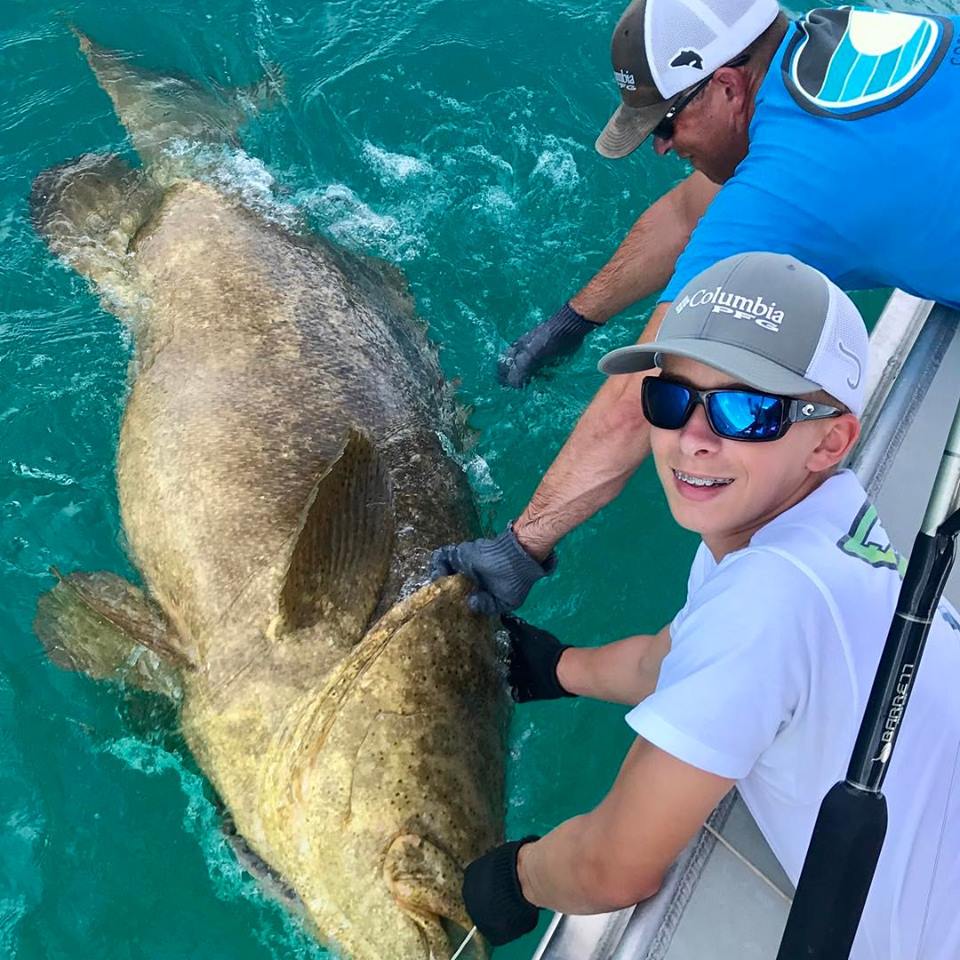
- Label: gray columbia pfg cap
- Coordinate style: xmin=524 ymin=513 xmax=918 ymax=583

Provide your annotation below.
xmin=598 ymin=252 xmax=869 ymax=415
xmin=597 ymin=0 xmax=780 ymax=158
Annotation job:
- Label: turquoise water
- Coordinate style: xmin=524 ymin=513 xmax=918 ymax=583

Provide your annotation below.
xmin=0 ymin=1 xmax=897 ymax=957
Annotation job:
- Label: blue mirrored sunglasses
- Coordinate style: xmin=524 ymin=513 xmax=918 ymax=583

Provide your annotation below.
xmin=642 ymin=375 xmax=842 ymax=442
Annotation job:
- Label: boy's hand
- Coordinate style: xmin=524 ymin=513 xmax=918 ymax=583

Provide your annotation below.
xmin=430 ymin=526 xmax=557 ymax=615
xmin=502 ymin=615 xmax=574 ymax=702
xmin=462 ymin=837 xmax=542 ymax=945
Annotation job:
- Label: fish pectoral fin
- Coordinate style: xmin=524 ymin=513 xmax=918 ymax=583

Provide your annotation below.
xmin=34 ymin=569 xmax=191 ymax=699
xmin=278 ymin=429 xmax=394 ymax=641
xmin=237 ymin=62 xmax=285 ymax=110
xmin=384 ymin=833 xmax=480 ymax=960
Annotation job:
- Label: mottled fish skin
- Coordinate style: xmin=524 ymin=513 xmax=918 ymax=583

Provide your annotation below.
xmin=30 ymin=30 xmax=507 ymax=960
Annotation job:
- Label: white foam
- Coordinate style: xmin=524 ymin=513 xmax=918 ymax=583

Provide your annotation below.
xmin=531 ymin=142 xmax=580 ymax=190
xmin=302 ymin=183 xmax=426 ymax=262
xmin=473 ymin=185 xmax=517 ymax=225
xmin=164 ymin=141 xmax=301 ymax=229
xmin=103 ymin=736 xmax=327 ymax=957
xmin=9 ymin=463 xmax=76 ymax=486
xmin=437 ymin=431 xmax=502 ymax=505
xmin=362 ymin=142 xmax=432 ymax=182
xmin=465 ymin=145 xmax=515 ymax=177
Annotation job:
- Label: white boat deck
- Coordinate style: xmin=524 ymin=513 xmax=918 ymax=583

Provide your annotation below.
xmin=531 ymin=293 xmax=960 ymax=960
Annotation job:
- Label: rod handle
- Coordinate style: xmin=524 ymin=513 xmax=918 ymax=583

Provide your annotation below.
xmin=776 ymin=782 xmax=887 ymax=960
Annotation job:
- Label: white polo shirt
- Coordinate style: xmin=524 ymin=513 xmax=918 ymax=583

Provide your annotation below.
xmin=627 ymin=470 xmax=960 ymax=960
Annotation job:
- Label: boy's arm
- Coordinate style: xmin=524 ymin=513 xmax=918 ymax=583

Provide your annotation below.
xmin=557 ymin=625 xmax=671 ymax=706
xmin=517 ymin=736 xmax=733 ymax=913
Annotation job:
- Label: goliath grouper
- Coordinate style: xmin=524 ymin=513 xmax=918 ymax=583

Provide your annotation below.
xmin=31 ymin=29 xmax=506 ymax=960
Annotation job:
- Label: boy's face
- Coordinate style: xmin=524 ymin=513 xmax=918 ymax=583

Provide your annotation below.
xmin=648 ymin=355 xmax=859 ymax=558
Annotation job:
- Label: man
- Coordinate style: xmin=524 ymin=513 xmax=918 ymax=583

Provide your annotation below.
xmin=458 ymin=254 xmax=960 ymax=958
xmin=500 ymin=0 xmax=960 ymax=390
xmin=434 ymin=0 xmax=960 ymax=613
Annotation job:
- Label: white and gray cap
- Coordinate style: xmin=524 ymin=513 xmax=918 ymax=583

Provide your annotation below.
xmin=597 ymin=0 xmax=780 ymax=158
xmin=598 ymin=252 xmax=869 ymax=415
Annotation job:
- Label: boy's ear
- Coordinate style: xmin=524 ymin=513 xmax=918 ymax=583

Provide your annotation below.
xmin=806 ymin=414 xmax=860 ymax=473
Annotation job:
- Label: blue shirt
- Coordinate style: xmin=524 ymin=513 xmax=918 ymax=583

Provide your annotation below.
xmin=662 ymin=8 xmax=960 ymax=309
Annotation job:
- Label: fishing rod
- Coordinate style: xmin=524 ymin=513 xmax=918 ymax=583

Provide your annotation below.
xmin=775 ymin=390 xmax=960 ymax=959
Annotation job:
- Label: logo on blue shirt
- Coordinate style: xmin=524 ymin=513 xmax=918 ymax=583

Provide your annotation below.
xmin=784 ymin=7 xmax=952 ymax=119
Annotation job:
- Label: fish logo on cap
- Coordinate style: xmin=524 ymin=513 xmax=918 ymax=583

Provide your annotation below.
xmin=670 ymin=49 xmax=704 ymax=70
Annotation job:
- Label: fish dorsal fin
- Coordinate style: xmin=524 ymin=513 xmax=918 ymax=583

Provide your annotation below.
xmin=321 ymin=244 xmax=415 ymax=331
xmin=278 ymin=430 xmax=394 ymax=642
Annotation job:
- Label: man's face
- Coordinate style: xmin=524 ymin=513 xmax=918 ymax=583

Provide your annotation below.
xmin=652 ymin=68 xmax=752 ymax=183
xmin=648 ymin=356 xmax=855 ymax=557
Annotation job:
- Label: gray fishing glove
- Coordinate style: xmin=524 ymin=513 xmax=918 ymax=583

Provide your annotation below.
xmin=498 ymin=302 xmax=600 ymax=388
xmin=430 ymin=524 xmax=557 ymax=615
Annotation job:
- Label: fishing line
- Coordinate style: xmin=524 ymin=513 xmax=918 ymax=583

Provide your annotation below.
xmin=449 ymin=924 xmax=477 ymax=960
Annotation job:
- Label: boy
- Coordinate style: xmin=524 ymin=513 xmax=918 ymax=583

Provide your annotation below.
xmin=457 ymin=253 xmax=960 ymax=959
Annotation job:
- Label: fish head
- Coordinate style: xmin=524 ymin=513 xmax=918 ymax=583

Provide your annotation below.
xmin=260 ymin=576 xmax=505 ymax=960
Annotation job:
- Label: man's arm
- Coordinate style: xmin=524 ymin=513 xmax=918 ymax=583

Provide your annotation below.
xmin=434 ymin=302 xmax=669 ymax=600
xmin=517 ymin=737 xmax=733 ymax=913
xmin=513 ymin=298 xmax=669 ymax=560
xmin=557 ymin=624 xmax=671 ymax=705
xmin=432 ymin=176 xmax=714 ymax=596
xmin=571 ymin=170 xmax=719 ymax=324
xmin=498 ymin=171 xmax=717 ymax=387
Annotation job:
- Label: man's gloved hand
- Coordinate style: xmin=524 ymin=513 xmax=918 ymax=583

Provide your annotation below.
xmin=430 ymin=525 xmax=557 ymax=615
xmin=501 ymin=615 xmax=574 ymax=702
xmin=498 ymin=302 xmax=600 ymax=388
xmin=462 ymin=837 xmax=542 ymax=946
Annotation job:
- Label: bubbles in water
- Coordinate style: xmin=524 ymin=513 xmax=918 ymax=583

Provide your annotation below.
xmin=473 ymin=185 xmax=517 ymax=225
xmin=102 ymin=736 xmax=326 ymax=957
xmin=463 ymin=144 xmax=514 ymax=178
xmin=164 ymin=141 xmax=301 ymax=228
xmin=437 ymin=430 xmax=502 ymax=504
xmin=8 ymin=462 xmax=76 ymax=486
xmin=361 ymin=142 xmax=433 ymax=182
xmin=302 ymin=183 xmax=427 ymax=262
xmin=530 ymin=140 xmax=580 ymax=191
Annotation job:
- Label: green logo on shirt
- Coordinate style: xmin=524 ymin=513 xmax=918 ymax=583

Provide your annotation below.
xmin=837 ymin=501 xmax=907 ymax=575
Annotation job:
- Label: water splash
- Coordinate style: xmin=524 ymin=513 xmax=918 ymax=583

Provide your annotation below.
xmin=362 ymin=142 xmax=433 ymax=182
xmin=302 ymin=183 xmax=428 ymax=262
xmin=437 ymin=430 xmax=502 ymax=505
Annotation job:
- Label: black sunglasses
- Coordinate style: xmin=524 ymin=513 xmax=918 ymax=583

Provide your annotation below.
xmin=652 ymin=54 xmax=750 ymax=143
xmin=642 ymin=375 xmax=842 ymax=443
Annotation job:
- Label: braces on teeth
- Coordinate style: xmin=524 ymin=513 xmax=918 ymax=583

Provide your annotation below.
xmin=675 ymin=470 xmax=733 ymax=487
